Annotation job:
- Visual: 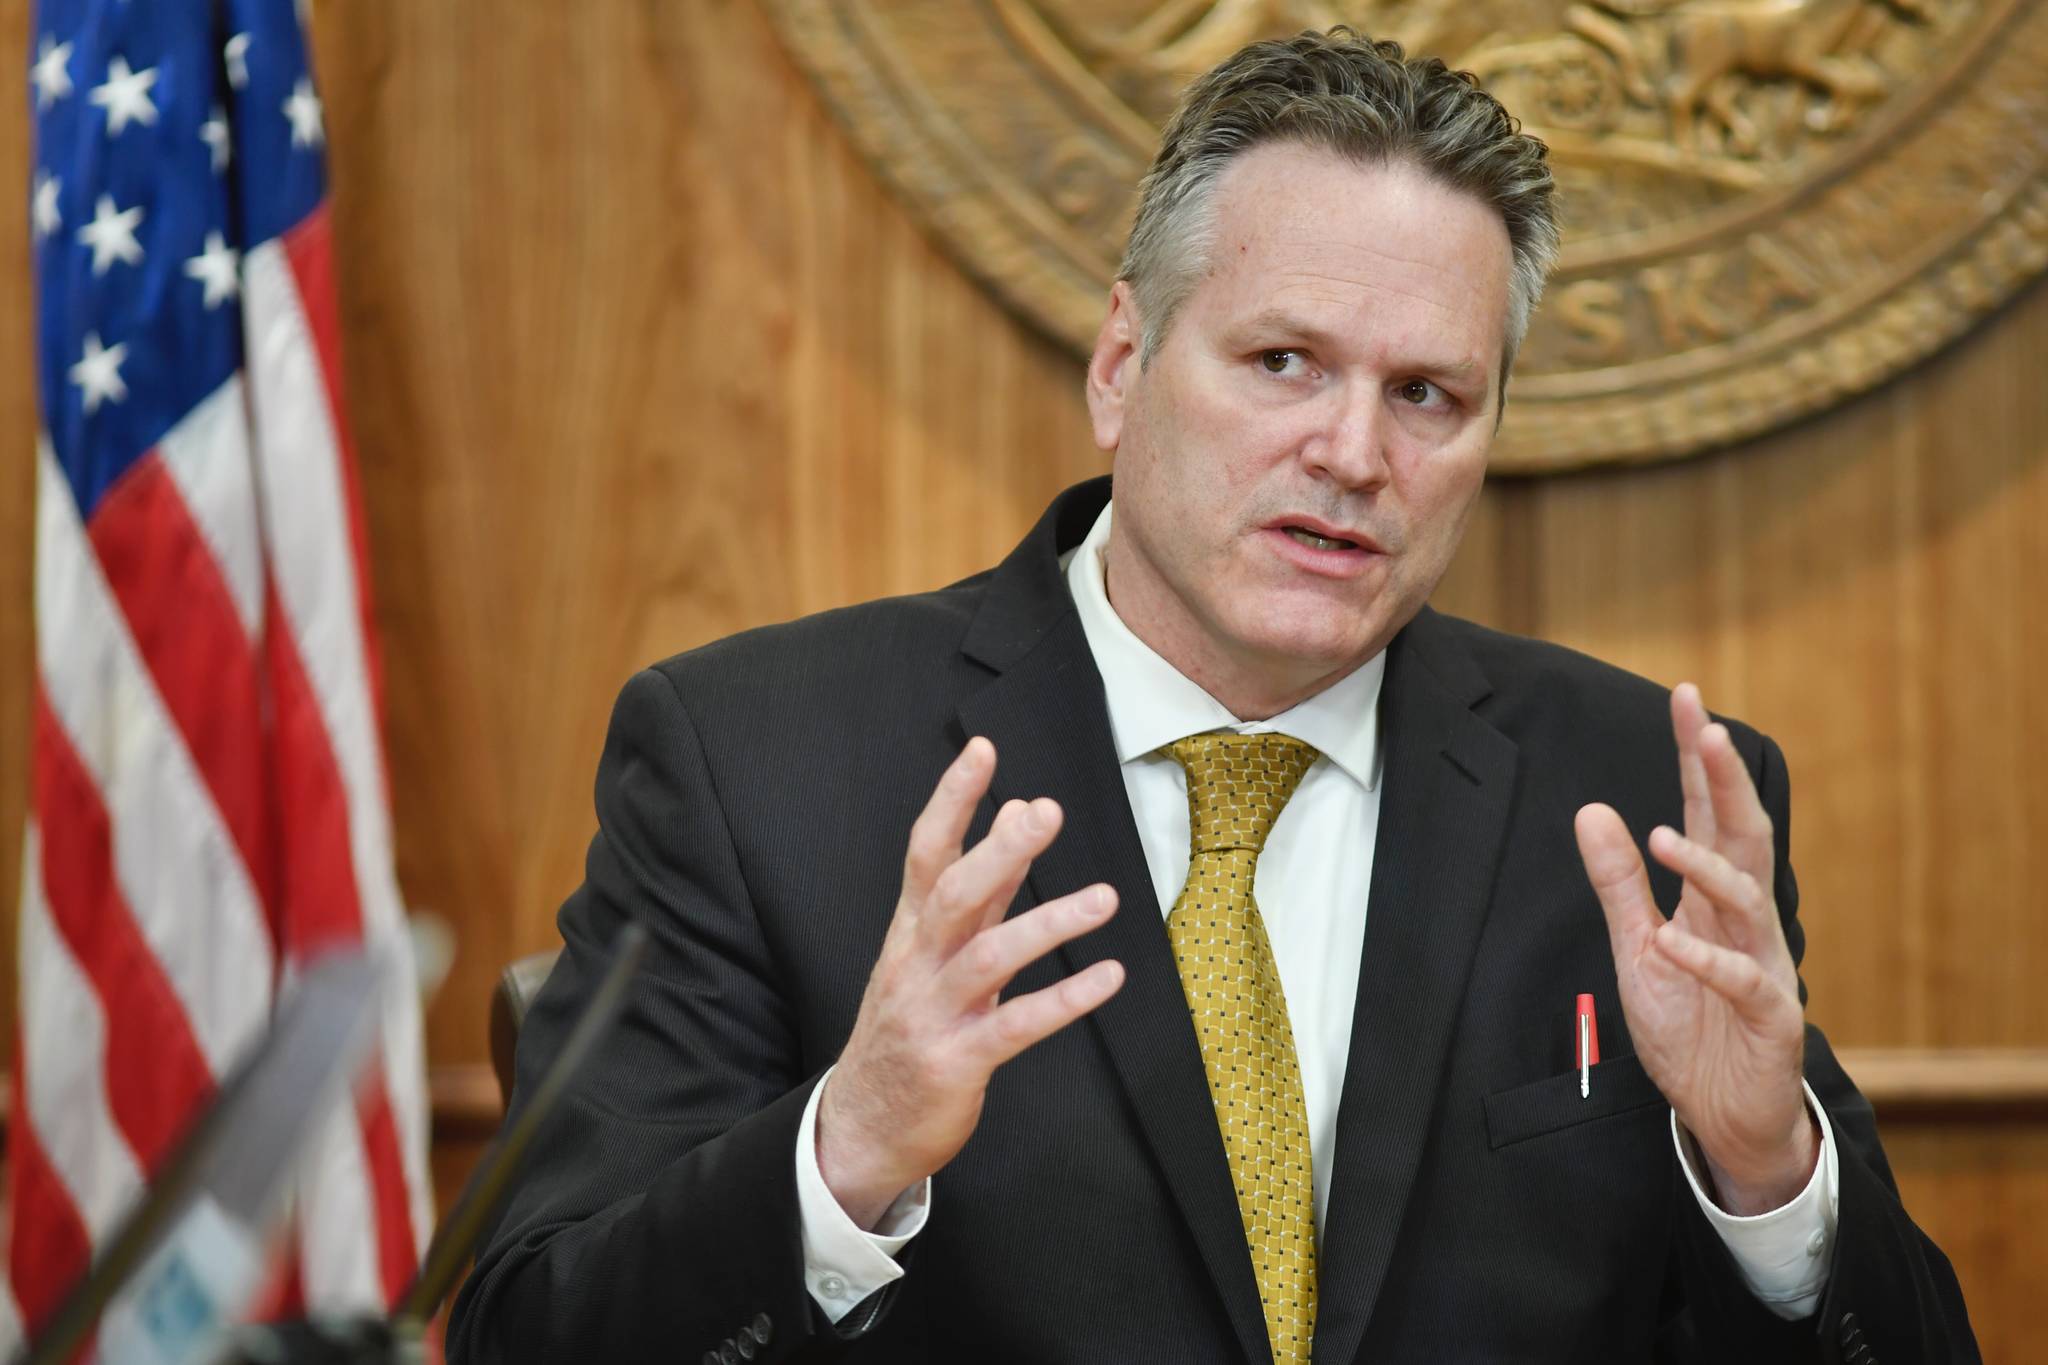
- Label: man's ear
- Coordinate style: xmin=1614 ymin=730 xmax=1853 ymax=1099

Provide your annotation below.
xmin=1085 ymin=282 xmax=1142 ymax=454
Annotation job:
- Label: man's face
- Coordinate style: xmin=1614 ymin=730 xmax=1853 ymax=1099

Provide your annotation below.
xmin=1087 ymin=142 xmax=1513 ymax=712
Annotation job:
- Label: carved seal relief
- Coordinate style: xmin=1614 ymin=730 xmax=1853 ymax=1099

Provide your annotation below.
xmin=766 ymin=0 xmax=2048 ymax=470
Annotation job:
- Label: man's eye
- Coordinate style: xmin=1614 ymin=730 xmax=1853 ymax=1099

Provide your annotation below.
xmin=1397 ymin=379 xmax=1440 ymax=405
xmin=1259 ymin=349 xmax=1303 ymax=375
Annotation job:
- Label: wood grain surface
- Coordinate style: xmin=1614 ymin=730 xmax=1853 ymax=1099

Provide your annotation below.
xmin=2 ymin=0 xmax=2043 ymax=1348
xmin=0 ymin=0 xmax=32 ymax=1070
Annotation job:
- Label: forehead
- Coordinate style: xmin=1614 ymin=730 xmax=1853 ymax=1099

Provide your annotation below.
xmin=1184 ymin=141 xmax=1513 ymax=360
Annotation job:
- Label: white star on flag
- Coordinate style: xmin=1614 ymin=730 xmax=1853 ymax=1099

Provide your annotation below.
xmin=283 ymin=78 xmax=324 ymax=147
xmin=77 ymin=194 xmax=145 ymax=275
xmin=225 ymin=33 xmax=252 ymax=89
xmin=21 ymin=0 xmax=439 ymax=1324
xmin=89 ymin=56 xmax=160 ymax=137
xmin=201 ymin=106 xmax=231 ymax=173
xmin=69 ymin=331 xmax=129 ymax=414
xmin=33 ymin=172 xmax=62 ymax=241
xmin=184 ymin=231 xmax=241 ymax=310
xmin=31 ymin=37 xmax=74 ymax=109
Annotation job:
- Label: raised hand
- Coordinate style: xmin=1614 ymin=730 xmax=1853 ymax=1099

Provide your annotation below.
xmin=816 ymin=737 xmax=1125 ymax=1229
xmin=1574 ymin=684 xmax=1817 ymax=1214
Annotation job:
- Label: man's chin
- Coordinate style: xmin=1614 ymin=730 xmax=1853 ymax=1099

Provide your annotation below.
xmin=1229 ymin=620 xmax=1390 ymax=680
xmin=1226 ymin=592 xmax=1405 ymax=668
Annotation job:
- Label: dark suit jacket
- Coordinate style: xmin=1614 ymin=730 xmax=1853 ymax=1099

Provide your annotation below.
xmin=448 ymin=477 xmax=1976 ymax=1364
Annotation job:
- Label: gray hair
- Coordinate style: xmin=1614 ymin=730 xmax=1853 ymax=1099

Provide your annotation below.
xmin=1119 ymin=29 xmax=1559 ymax=402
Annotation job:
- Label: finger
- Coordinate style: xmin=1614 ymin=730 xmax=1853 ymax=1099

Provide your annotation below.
xmin=972 ymin=959 xmax=1126 ymax=1068
xmin=938 ymin=884 xmax=1119 ymax=1006
xmin=1575 ymin=803 xmax=1663 ymax=968
xmin=1652 ymin=921 xmax=1790 ymax=1026
xmin=1700 ymin=722 xmax=1775 ymax=885
xmin=926 ymin=796 xmax=1063 ymax=947
xmin=902 ymin=738 xmax=996 ymax=901
xmin=1671 ymin=683 xmax=1716 ymax=849
xmin=1647 ymin=825 xmax=1775 ymax=949
xmin=972 ymin=799 xmax=1063 ymax=937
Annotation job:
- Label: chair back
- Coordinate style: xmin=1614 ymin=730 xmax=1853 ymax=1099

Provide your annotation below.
xmin=489 ymin=948 xmax=562 ymax=1108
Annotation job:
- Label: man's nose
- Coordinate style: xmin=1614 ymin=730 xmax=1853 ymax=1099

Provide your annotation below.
xmin=1302 ymin=382 xmax=1392 ymax=491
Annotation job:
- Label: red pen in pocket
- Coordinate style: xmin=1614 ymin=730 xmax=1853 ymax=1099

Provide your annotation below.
xmin=1576 ymin=993 xmax=1600 ymax=1098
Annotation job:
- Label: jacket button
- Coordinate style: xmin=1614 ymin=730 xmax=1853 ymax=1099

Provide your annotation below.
xmin=736 ymin=1333 xmax=757 ymax=1360
xmin=718 ymin=1344 xmax=739 ymax=1365
xmin=1839 ymin=1310 xmax=1860 ymax=1344
xmin=753 ymin=1312 xmax=774 ymax=1343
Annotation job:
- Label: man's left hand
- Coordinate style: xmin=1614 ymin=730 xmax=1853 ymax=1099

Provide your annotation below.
xmin=1574 ymin=683 xmax=1819 ymax=1215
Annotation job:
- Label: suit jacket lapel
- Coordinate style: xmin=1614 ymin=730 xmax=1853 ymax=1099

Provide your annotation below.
xmin=953 ymin=478 xmax=1275 ymax=1365
xmin=957 ymin=612 xmax=1276 ymax=1365
xmin=953 ymin=488 xmax=1518 ymax=1365
xmin=1312 ymin=610 xmax=1518 ymax=1365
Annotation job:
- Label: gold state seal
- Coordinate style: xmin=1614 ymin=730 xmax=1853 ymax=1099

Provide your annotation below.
xmin=767 ymin=0 xmax=2048 ymax=471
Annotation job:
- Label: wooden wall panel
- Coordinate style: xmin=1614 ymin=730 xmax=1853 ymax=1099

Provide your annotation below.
xmin=1886 ymin=1123 xmax=2048 ymax=1364
xmin=304 ymin=0 xmax=1103 ymax=1074
xmin=0 ymin=0 xmax=32 ymax=1065
xmin=1471 ymin=288 xmax=2048 ymax=1050
xmin=3 ymin=0 xmax=2043 ymax=1341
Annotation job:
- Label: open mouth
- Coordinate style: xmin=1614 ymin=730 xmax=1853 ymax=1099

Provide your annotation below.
xmin=1282 ymin=525 xmax=1362 ymax=551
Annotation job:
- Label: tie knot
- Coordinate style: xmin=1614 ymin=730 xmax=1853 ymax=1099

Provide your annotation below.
xmin=1165 ymin=732 xmax=1320 ymax=855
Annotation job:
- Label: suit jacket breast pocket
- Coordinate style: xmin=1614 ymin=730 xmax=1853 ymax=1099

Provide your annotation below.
xmin=1483 ymin=1053 xmax=1667 ymax=1150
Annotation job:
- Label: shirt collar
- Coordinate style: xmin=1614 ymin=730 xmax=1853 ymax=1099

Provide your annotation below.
xmin=1064 ymin=502 xmax=1384 ymax=789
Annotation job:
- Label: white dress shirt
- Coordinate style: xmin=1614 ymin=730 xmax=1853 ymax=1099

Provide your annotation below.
xmin=793 ymin=503 xmax=1838 ymax=1323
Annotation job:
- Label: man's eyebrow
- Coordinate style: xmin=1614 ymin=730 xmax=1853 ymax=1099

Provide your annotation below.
xmin=1420 ymin=355 xmax=1490 ymax=387
xmin=1229 ymin=307 xmax=1341 ymax=350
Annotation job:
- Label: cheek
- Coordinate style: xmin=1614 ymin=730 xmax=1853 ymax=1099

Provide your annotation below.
xmin=1397 ymin=450 xmax=1487 ymax=552
xmin=1174 ymin=383 xmax=1300 ymax=488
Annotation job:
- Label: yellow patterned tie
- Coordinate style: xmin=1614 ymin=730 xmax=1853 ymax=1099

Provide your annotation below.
xmin=1164 ymin=731 xmax=1320 ymax=1365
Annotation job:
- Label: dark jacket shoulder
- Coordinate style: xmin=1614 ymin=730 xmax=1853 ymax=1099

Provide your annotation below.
xmin=1424 ymin=608 xmax=1773 ymax=761
xmin=644 ymin=569 xmax=1000 ymax=720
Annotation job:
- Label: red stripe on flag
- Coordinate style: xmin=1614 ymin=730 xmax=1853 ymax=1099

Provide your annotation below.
xmin=88 ymin=451 xmax=280 ymax=942
xmin=281 ymin=204 xmax=385 ymax=735
xmin=263 ymin=582 xmax=367 ymax=962
xmin=357 ymin=1073 xmax=419 ymax=1304
xmin=247 ymin=1237 xmax=307 ymax=1323
xmin=263 ymin=590 xmax=418 ymax=1300
xmin=6 ymin=1051 xmax=93 ymax=1337
xmin=32 ymin=692 xmax=217 ymax=1170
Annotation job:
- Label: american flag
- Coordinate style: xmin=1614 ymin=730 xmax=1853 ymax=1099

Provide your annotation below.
xmin=9 ymin=0 xmax=432 ymax=1344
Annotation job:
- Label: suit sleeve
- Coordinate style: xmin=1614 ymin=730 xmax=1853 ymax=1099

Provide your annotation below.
xmin=1665 ymin=731 xmax=1980 ymax=1364
xmin=445 ymin=668 xmax=872 ymax=1364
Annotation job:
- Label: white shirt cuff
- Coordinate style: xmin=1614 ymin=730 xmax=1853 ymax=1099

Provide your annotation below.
xmin=1671 ymin=1079 xmax=1840 ymax=1320
xmin=794 ymin=1065 xmax=931 ymax=1324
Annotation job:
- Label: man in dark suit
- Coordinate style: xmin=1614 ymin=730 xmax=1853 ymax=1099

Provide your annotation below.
xmin=448 ymin=30 xmax=1975 ymax=1364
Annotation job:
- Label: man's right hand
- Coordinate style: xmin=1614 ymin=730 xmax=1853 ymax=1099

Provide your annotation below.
xmin=815 ymin=736 xmax=1125 ymax=1230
